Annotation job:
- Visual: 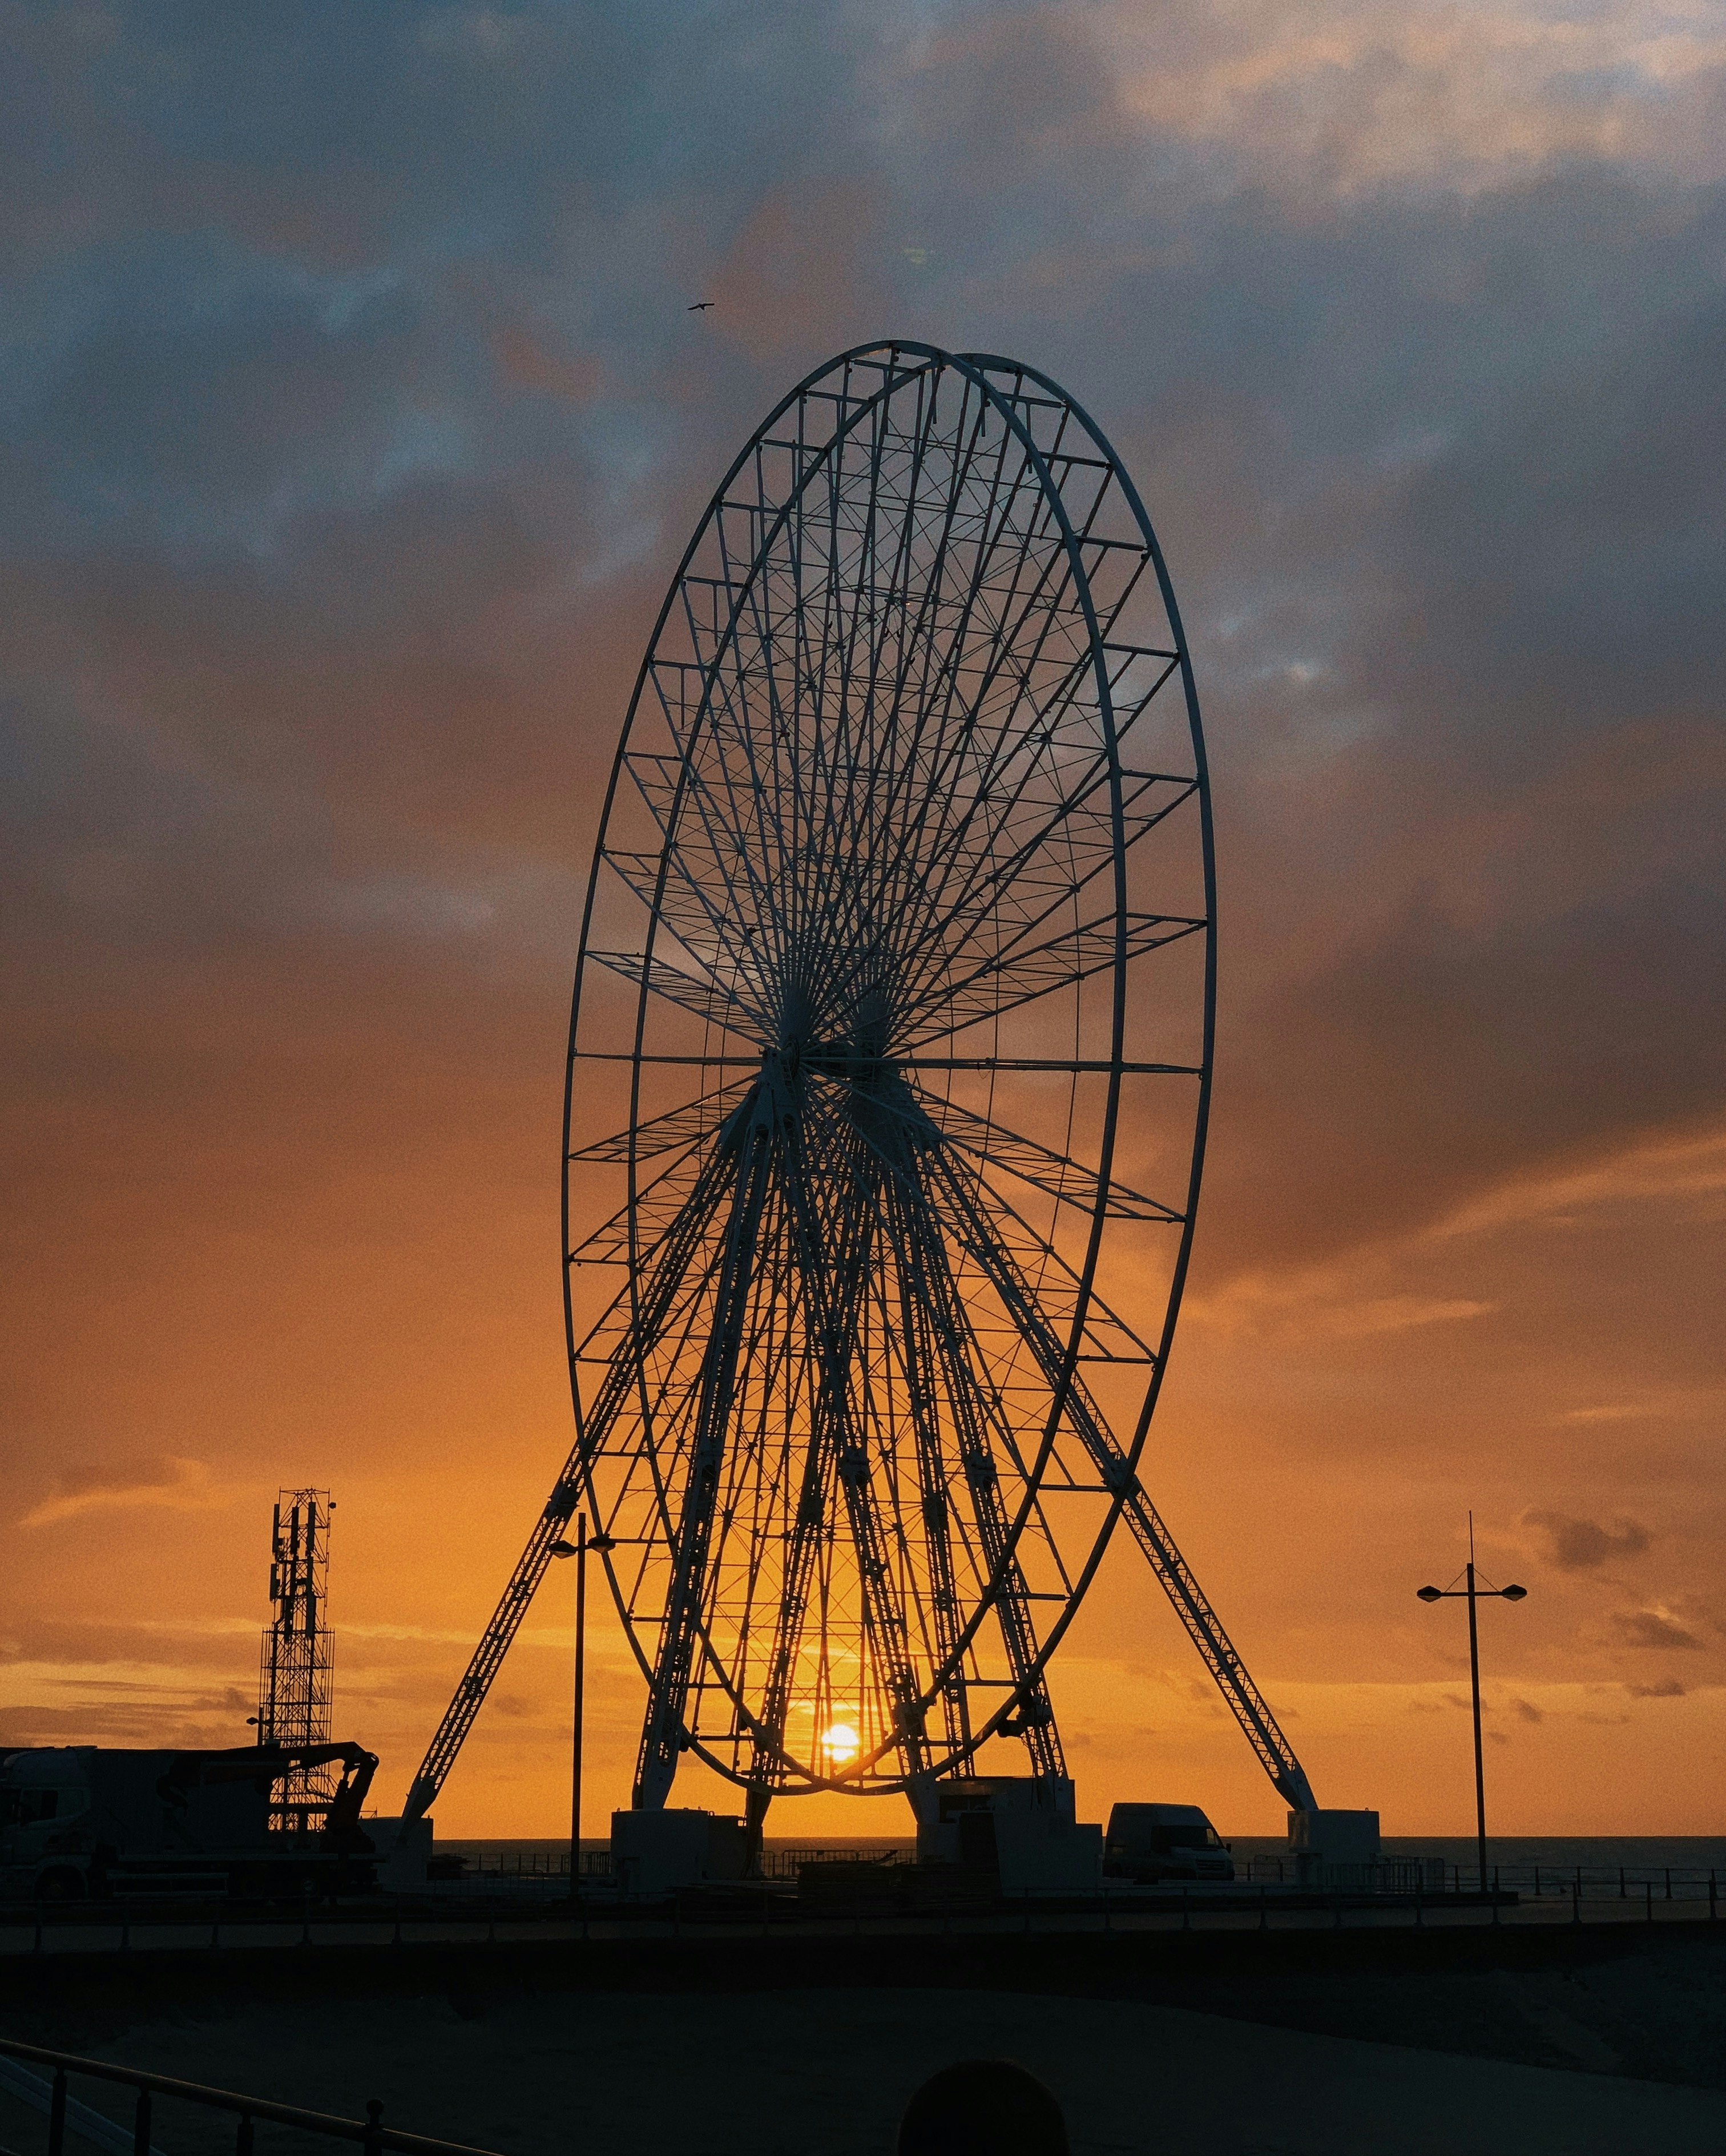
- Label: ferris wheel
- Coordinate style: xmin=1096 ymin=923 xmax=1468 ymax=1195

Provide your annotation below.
xmin=401 ymin=344 xmax=1313 ymax=1835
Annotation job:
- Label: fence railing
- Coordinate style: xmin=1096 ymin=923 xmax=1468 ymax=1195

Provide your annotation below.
xmin=0 ymin=2038 xmax=501 ymax=2156
xmin=1235 ymin=1856 xmax=1724 ymax=1902
xmin=2 ymin=1875 xmax=1722 ymax=1956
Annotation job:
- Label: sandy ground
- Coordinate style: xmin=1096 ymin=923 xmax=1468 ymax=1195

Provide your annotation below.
xmin=6 ymin=1984 xmax=1726 ymax=2156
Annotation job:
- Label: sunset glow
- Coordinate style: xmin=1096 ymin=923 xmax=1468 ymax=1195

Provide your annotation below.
xmin=821 ymin=1725 xmax=862 ymax=1769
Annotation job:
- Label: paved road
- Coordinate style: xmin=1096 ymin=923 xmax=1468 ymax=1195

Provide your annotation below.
xmin=5 ymin=1979 xmax=1725 ymax=2156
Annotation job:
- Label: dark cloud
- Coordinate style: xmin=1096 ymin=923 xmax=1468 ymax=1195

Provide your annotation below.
xmin=1626 ymin=1678 xmax=1687 ymax=1699
xmin=1524 ymin=1509 xmax=1652 ymax=1573
xmin=1611 ymin=1610 xmax=1703 ymax=1652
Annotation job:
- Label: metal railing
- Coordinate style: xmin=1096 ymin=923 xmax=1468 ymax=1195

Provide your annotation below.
xmin=1234 ymin=1856 xmax=1724 ymax=1902
xmin=0 ymin=2039 xmax=501 ymax=2156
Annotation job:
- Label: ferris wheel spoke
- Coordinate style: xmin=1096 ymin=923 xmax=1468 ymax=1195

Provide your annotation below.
xmin=586 ymin=947 xmax=771 ymax=1043
xmin=892 ymin=757 xmax=1198 ymax=1011
xmin=882 ymin=630 xmax=1134 ymax=996
xmin=867 ymin=383 xmax=1025 ymax=782
xmin=866 ymin=530 xmax=1086 ymax=1000
xmin=570 ymin=1115 xmax=741 ymax=1363
xmin=791 ymin=421 xmax=922 ymax=1008
xmin=833 ymin=429 xmax=1066 ymax=1008
xmin=825 ymin=1066 xmax=1176 ymax=1225
xmin=640 ymin=630 xmax=806 ymax=991
xmin=804 ymin=397 xmax=1073 ymax=1035
xmin=566 ymin=1097 xmax=757 ymax=1270
xmin=901 ymin=909 xmax=1207 ymax=1047
xmin=662 ymin=729 xmax=793 ymax=994
xmin=887 ymin=499 xmax=1096 ymax=870
xmin=566 ymin=1076 xmax=752 ymax=1166
xmin=602 ymin=843 xmax=780 ymax=1019
xmin=925 ymin=1147 xmax=1158 ymax=1367
xmin=908 ymin=1088 xmax=1185 ymax=1223
xmin=698 ymin=650 xmax=803 ymax=966
xmin=872 ymin=478 xmax=1178 ymax=984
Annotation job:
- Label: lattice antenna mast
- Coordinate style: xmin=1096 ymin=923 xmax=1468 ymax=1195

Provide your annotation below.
xmin=257 ymin=1488 xmax=336 ymax=1833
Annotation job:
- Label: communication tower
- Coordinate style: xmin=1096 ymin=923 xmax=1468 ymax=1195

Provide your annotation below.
xmin=257 ymin=1488 xmax=336 ymax=1833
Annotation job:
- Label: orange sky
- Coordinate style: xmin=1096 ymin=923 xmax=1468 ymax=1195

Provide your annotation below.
xmin=3 ymin=0 xmax=1723 ymax=1842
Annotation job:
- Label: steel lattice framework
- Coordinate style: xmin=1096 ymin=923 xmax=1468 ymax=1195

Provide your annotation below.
xmin=258 ymin=1488 xmax=337 ymax=1834
xmin=400 ymin=343 xmax=1314 ymax=1835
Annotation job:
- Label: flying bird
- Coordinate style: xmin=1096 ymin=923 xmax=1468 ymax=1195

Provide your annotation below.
xmin=687 ymin=300 xmax=715 ymax=312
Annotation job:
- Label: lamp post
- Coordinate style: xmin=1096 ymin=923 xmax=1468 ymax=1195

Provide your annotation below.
xmin=549 ymin=1513 xmax=616 ymax=1901
xmin=1417 ymin=1515 xmax=1527 ymax=1895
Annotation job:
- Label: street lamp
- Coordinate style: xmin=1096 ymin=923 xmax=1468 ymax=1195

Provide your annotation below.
xmin=1417 ymin=1514 xmax=1527 ymax=1895
xmin=549 ymin=1513 xmax=616 ymax=1900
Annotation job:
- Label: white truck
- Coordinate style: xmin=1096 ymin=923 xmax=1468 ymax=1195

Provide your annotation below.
xmin=1103 ymin=1802 xmax=1235 ymax=1883
xmin=0 ymin=1741 xmax=378 ymax=1903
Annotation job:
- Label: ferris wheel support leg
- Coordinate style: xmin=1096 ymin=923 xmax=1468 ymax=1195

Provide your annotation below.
xmin=1114 ymin=1486 xmax=1317 ymax=1814
xmin=743 ymin=1782 xmax=773 ymax=1873
xmin=928 ymin=1153 xmax=1316 ymax=1813
xmin=635 ymin=1112 xmax=775 ymax=1811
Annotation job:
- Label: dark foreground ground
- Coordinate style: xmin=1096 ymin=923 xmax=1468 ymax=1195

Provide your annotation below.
xmin=5 ymin=1921 xmax=1726 ymax=2156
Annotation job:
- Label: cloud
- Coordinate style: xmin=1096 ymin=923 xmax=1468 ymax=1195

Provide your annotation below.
xmin=1439 ymin=1132 xmax=1726 ymax=1248
xmin=1191 ymin=1275 xmax=1495 ymax=1339
xmin=1100 ymin=0 xmax=1726 ymax=198
xmin=1611 ymin=1609 xmax=1703 ymax=1651
xmin=1523 ymin=1509 xmax=1652 ymax=1572
xmin=1512 ymin=1697 xmax=1543 ymax=1725
xmin=19 ymin=1456 xmax=228 ymax=1531
xmin=1627 ymin=1678 xmax=1687 ymax=1699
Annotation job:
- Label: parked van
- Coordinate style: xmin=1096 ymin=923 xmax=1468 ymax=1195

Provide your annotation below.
xmin=1103 ymin=1802 xmax=1234 ymax=1883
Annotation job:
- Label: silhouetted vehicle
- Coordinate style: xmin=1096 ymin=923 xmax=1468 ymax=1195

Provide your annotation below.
xmin=1103 ymin=1802 xmax=1235 ymax=1883
xmin=0 ymin=1742 xmax=377 ymax=1903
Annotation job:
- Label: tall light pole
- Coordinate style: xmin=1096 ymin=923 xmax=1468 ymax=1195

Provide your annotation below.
xmin=549 ymin=1513 xmax=615 ymax=1900
xmin=1417 ymin=1514 xmax=1527 ymax=1894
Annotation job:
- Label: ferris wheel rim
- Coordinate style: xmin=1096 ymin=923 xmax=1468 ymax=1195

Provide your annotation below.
xmin=562 ymin=341 xmax=1217 ymax=1795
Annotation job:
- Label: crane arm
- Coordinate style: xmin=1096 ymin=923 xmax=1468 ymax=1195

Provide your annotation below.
xmin=160 ymin=1742 xmax=380 ymax=1846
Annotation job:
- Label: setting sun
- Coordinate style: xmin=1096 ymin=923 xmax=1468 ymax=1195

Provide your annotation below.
xmin=820 ymin=1722 xmax=860 ymax=1767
